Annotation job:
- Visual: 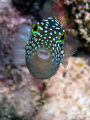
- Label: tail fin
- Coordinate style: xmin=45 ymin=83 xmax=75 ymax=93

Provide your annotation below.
xmin=11 ymin=24 xmax=31 ymax=66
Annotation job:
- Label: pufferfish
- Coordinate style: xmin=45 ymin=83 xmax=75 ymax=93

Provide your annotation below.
xmin=11 ymin=3 xmax=78 ymax=79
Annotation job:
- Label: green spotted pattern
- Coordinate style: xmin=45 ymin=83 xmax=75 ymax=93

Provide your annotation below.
xmin=26 ymin=17 xmax=66 ymax=70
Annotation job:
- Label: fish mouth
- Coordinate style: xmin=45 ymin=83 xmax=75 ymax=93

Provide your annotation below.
xmin=37 ymin=47 xmax=51 ymax=61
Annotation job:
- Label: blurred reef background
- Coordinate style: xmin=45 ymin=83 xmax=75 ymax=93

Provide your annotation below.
xmin=0 ymin=0 xmax=90 ymax=120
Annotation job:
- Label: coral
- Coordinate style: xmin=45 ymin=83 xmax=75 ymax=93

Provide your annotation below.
xmin=0 ymin=1 xmax=41 ymax=120
xmin=11 ymin=0 xmax=46 ymax=19
xmin=50 ymin=0 xmax=69 ymax=27
xmin=0 ymin=94 xmax=23 ymax=120
xmin=0 ymin=24 xmax=40 ymax=120
xmin=0 ymin=67 xmax=39 ymax=120
xmin=53 ymin=0 xmax=90 ymax=51
xmin=34 ymin=57 xmax=90 ymax=120
xmin=64 ymin=0 xmax=90 ymax=51
xmin=0 ymin=0 xmax=33 ymax=80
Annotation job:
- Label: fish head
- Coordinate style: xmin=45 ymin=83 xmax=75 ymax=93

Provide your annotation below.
xmin=31 ymin=17 xmax=66 ymax=60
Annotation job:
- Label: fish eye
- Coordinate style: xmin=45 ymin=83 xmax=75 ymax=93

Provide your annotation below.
xmin=61 ymin=32 xmax=66 ymax=41
xmin=32 ymin=23 xmax=39 ymax=33
xmin=61 ymin=34 xmax=64 ymax=40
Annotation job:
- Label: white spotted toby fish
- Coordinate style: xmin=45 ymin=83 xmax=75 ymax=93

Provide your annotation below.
xmin=12 ymin=3 xmax=78 ymax=79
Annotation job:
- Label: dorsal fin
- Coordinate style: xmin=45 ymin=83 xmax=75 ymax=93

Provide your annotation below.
xmin=39 ymin=2 xmax=54 ymax=19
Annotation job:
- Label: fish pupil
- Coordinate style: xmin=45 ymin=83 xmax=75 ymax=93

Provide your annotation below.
xmin=61 ymin=34 xmax=64 ymax=40
xmin=33 ymin=24 xmax=38 ymax=31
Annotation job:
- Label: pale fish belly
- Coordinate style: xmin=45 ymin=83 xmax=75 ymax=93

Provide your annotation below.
xmin=26 ymin=47 xmax=57 ymax=79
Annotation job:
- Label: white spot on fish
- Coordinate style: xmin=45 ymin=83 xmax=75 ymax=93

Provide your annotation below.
xmin=56 ymin=27 xmax=60 ymax=30
xmin=44 ymin=19 xmax=49 ymax=21
xmin=55 ymin=23 xmax=58 ymax=26
xmin=44 ymin=30 xmax=48 ymax=33
xmin=55 ymin=18 xmax=60 ymax=24
xmin=50 ymin=32 xmax=53 ymax=35
xmin=45 ymin=34 xmax=47 ymax=36
xmin=39 ymin=26 xmax=43 ymax=30
xmin=45 ymin=26 xmax=48 ymax=29
xmin=53 ymin=38 xmax=55 ymax=41
xmin=50 ymin=40 xmax=52 ymax=43
xmin=50 ymin=28 xmax=52 ymax=30
xmin=56 ymin=40 xmax=60 ymax=43
xmin=40 ymin=34 xmax=43 ymax=37
xmin=37 ymin=32 xmax=40 ymax=35
xmin=41 ymin=22 xmax=44 ymax=25
xmin=46 ymin=22 xmax=49 ymax=24
xmin=48 ymin=17 xmax=53 ymax=19
xmin=44 ymin=37 xmax=46 ymax=39
xmin=48 ymin=36 xmax=51 ymax=39
xmin=52 ymin=25 xmax=55 ymax=28
xmin=61 ymin=50 xmax=64 ymax=54
xmin=54 ymin=31 xmax=57 ymax=34
xmin=58 ymin=32 xmax=61 ymax=35
xmin=63 ymin=29 xmax=65 ymax=32
xmin=46 ymin=24 xmax=48 ymax=26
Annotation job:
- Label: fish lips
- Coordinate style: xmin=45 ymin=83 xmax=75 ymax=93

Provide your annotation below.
xmin=36 ymin=47 xmax=51 ymax=62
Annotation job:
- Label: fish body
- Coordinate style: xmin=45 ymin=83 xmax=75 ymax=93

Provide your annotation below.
xmin=12 ymin=3 xmax=78 ymax=79
xmin=26 ymin=17 xmax=66 ymax=79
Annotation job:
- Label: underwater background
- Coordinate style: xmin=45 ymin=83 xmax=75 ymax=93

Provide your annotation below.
xmin=0 ymin=0 xmax=90 ymax=120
